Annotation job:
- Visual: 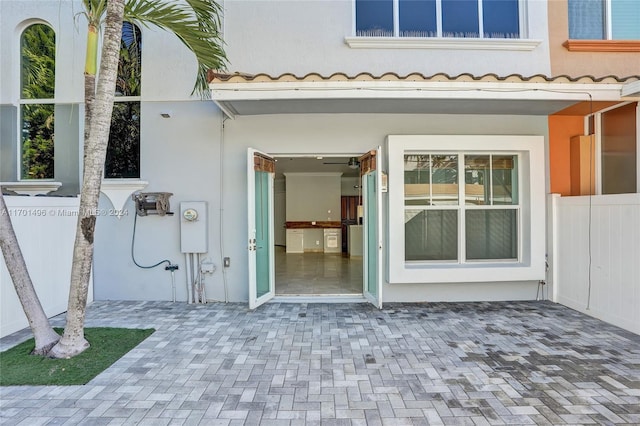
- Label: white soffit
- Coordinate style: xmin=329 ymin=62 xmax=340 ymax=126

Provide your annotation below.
xmin=209 ymin=72 xmax=639 ymax=118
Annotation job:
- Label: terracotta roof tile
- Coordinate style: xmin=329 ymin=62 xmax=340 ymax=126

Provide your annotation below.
xmin=208 ymin=71 xmax=640 ymax=84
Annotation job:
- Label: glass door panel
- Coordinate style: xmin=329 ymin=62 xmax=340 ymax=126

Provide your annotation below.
xmin=248 ymin=148 xmax=275 ymax=308
xmin=361 ymin=147 xmax=383 ymax=308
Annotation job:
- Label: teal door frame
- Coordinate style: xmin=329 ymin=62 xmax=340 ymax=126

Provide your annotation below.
xmin=362 ymin=147 xmax=383 ymax=308
xmin=248 ymin=148 xmax=275 ymax=309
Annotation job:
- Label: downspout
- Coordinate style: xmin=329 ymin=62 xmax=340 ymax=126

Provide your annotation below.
xmin=220 ymin=114 xmax=229 ymax=303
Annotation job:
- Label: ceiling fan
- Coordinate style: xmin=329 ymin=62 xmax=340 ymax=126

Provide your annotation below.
xmin=323 ymin=157 xmax=360 ymax=169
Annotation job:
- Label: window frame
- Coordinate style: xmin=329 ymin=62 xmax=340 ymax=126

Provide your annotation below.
xmin=404 ymin=152 xmax=522 ymax=264
xmin=105 ymin=21 xmax=142 ymax=180
xmin=353 ymin=0 xmax=528 ymax=39
xmin=17 ymin=22 xmax=56 ymax=181
xmin=591 ymin=102 xmax=640 ymax=195
xmin=568 ymin=0 xmax=640 ymax=41
xmin=387 ymin=135 xmax=546 ymax=284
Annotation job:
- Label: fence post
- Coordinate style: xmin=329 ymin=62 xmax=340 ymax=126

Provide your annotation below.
xmin=547 ymin=193 xmax=561 ymax=303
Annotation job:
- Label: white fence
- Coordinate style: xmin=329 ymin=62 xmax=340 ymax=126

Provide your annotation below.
xmin=1 ymin=196 xmax=90 ymax=338
xmin=549 ymin=193 xmax=640 ymax=335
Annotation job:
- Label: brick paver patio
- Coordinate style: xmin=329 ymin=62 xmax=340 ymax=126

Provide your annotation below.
xmin=1 ymin=300 xmax=639 ymax=425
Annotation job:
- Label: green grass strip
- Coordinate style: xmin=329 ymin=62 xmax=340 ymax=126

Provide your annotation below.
xmin=0 ymin=327 xmax=154 ymax=386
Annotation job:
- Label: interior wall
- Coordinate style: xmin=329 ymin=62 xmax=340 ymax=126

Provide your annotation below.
xmin=284 ymin=173 xmax=341 ymax=221
xmin=341 ymin=176 xmax=361 ymax=196
xmin=274 ymin=178 xmax=286 ymax=246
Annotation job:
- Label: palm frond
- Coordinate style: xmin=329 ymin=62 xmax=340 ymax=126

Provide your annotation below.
xmin=124 ymin=0 xmax=227 ymax=98
xmin=83 ymin=0 xmax=108 ymax=26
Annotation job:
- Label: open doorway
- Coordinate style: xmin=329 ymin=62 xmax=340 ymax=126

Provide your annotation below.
xmin=273 ymin=155 xmax=363 ymax=295
xmin=247 ymin=148 xmax=381 ymax=308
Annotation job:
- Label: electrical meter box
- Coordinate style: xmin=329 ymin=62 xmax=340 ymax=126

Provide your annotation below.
xmin=180 ymin=201 xmax=208 ymax=253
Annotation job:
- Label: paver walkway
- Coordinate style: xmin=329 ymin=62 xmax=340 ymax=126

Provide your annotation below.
xmin=1 ymin=300 xmax=639 ymax=425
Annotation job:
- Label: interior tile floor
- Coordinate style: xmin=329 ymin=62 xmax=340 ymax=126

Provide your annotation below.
xmin=275 ymin=246 xmax=363 ymax=295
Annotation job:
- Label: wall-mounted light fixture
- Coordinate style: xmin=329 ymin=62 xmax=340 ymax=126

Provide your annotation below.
xmin=160 ymin=111 xmax=172 ymax=118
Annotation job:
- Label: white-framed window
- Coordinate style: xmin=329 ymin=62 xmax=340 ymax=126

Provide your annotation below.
xmin=593 ymin=102 xmax=639 ymax=194
xmin=19 ymin=23 xmax=55 ymax=180
xmin=387 ymin=135 xmax=546 ymax=284
xmin=568 ymin=0 xmax=640 ymax=40
xmin=355 ymin=0 xmax=523 ymax=38
xmin=404 ymin=153 xmax=519 ymax=262
xmin=105 ymin=21 xmax=141 ymax=179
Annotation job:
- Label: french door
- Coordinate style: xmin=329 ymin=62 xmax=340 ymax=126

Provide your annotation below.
xmin=247 ymin=147 xmax=383 ymax=308
xmin=361 ymin=147 xmax=383 ymax=308
xmin=247 ymin=148 xmax=275 ymax=309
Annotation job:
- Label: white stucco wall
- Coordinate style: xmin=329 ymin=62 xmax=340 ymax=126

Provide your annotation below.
xmin=93 ymin=101 xmax=224 ymax=302
xmin=222 ymin=0 xmax=552 ymax=77
xmin=0 ymin=0 xmax=201 ymax=105
xmin=2 ymin=0 xmax=555 ymax=305
xmin=216 ymin=113 xmax=549 ymax=302
xmin=0 ymin=1 xmax=86 ymax=105
xmin=0 ymin=0 xmax=221 ymax=302
xmin=0 ymin=196 xmax=84 ymax=338
xmin=93 ymin=112 xmax=549 ymax=303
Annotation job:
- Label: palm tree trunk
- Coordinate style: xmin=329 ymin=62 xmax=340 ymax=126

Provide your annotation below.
xmin=0 ymin=192 xmax=60 ymax=355
xmin=84 ymin=22 xmax=98 ymax=149
xmin=48 ymin=0 xmax=125 ymax=359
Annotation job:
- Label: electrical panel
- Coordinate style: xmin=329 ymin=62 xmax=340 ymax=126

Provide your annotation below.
xmin=180 ymin=201 xmax=208 ymax=253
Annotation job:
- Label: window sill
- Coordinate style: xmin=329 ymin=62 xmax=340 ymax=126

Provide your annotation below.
xmin=0 ymin=181 xmax=62 ymax=196
xmin=395 ymin=262 xmax=543 ymax=283
xmin=345 ymin=37 xmax=542 ymax=51
xmin=101 ymin=179 xmax=148 ymax=218
xmin=563 ymin=40 xmax=640 ymax=52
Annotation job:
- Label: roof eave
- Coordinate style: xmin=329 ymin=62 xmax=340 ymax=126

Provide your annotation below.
xmin=208 ymin=73 xmax=638 ymax=118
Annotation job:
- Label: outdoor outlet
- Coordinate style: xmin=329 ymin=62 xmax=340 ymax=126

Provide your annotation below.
xmin=316 ymin=240 xmax=320 ymax=245
xmin=223 ymin=257 xmax=231 ymax=267
xmin=201 ymin=260 xmax=215 ymax=274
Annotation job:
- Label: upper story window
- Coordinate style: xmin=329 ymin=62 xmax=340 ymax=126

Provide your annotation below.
xmin=105 ymin=21 xmax=141 ymax=179
xmin=355 ymin=0 xmax=521 ymax=38
xmin=20 ymin=23 xmax=55 ymax=179
xmin=568 ymin=0 xmax=640 ymax=40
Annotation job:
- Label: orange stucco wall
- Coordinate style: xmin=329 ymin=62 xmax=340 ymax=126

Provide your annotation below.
xmin=549 ymin=115 xmax=585 ymax=195
xmin=548 ymin=0 xmax=640 ymax=77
